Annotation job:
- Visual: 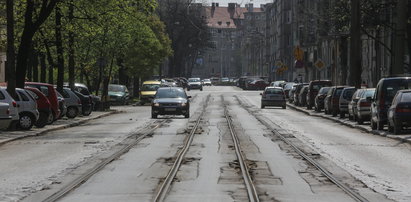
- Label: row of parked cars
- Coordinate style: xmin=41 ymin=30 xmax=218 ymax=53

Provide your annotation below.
xmin=0 ymin=82 xmax=96 ymax=131
xmin=283 ymin=77 xmax=411 ymax=134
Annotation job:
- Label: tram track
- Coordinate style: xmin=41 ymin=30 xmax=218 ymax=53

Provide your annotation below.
xmin=234 ymin=95 xmax=369 ymax=202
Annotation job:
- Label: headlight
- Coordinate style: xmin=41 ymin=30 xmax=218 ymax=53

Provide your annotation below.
xmin=153 ymin=103 xmax=160 ymax=107
xmin=181 ymin=103 xmax=187 ymax=107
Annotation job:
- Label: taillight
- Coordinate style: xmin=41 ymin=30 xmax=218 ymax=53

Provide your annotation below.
xmin=12 ymin=101 xmax=17 ymax=108
xmin=396 ymin=108 xmax=411 ymax=113
xmin=359 ymin=102 xmax=371 ymax=107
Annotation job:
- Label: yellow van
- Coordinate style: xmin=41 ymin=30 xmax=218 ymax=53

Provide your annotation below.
xmin=140 ymin=80 xmax=162 ymax=105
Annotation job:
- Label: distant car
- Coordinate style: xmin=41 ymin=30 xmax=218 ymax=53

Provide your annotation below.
xmin=338 ymin=87 xmax=356 ymax=118
xmin=25 ymin=87 xmax=52 ymax=128
xmin=0 ymin=87 xmax=19 ymax=129
xmin=306 ymin=80 xmax=332 ymax=110
xmin=26 ymin=82 xmax=60 ymax=123
xmin=270 ymin=80 xmax=286 ymax=87
xmin=61 ymin=88 xmax=82 ymax=118
xmin=72 ymin=90 xmax=93 ymax=116
xmin=151 ymin=87 xmax=191 ymax=118
xmin=202 ymin=79 xmax=212 ymax=86
xmin=348 ymin=89 xmax=365 ymax=120
xmin=298 ymin=86 xmax=309 ymax=107
xmin=314 ymin=87 xmax=331 ymax=112
xmin=283 ymin=82 xmax=296 ymax=99
xmin=371 ymin=77 xmax=411 ymax=130
xmin=260 ymin=87 xmax=286 ymax=109
xmin=355 ymin=88 xmax=375 ymax=124
xmin=64 ymin=83 xmax=99 ymax=111
xmin=15 ymin=88 xmax=40 ymax=130
xmin=108 ymin=84 xmax=129 ymax=105
xmin=246 ymin=80 xmax=269 ymax=90
xmin=325 ymin=86 xmax=346 ymax=116
xmin=0 ymin=103 xmax=12 ymax=130
xmin=220 ymin=77 xmax=230 ymax=84
xmin=56 ymin=91 xmax=67 ymax=119
xmin=387 ymin=90 xmax=411 ymax=134
xmin=187 ymin=78 xmax=203 ymax=91
xmin=288 ymin=85 xmax=297 ymax=103
xmin=293 ymin=83 xmax=309 ymax=106
xmin=140 ymin=80 xmax=162 ymax=105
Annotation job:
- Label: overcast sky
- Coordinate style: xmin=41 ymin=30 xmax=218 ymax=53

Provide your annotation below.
xmin=198 ymin=0 xmax=273 ymax=8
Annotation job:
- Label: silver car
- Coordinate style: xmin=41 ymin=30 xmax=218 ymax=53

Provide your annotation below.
xmin=61 ymin=88 xmax=82 ymax=118
xmin=261 ymin=87 xmax=286 ymax=109
xmin=338 ymin=87 xmax=356 ymax=118
xmin=0 ymin=87 xmax=20 ymax=129
xmin=0 ymin=102 xmax=12 ymax=130
xmin=15 ymin=88 xmax=40 ymax=130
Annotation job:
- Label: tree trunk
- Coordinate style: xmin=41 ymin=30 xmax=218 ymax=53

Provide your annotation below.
xmin=32 ymin=50 xmax=39 ymax=82
xmin=6 ymin=0 xmax=16 ymax=98
xmin=40 ymin=53 xmax=47 ymax=83
xmin=340 ymin=37 xmax=348 ymax=85
xmin=392 ymin=0 xmax=407 ymax=75
xmin=27 ymin=46 xmax=33 ymax=81
xmin=349 ymin=0 xmax=362 ymax=88
xmin=55 ymin=6 xmax=64 ymax=93
xmin=68 ymin=3 xmax=75 ymax=90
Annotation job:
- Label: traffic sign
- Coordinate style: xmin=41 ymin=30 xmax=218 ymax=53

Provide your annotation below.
xmin=314 ymin=59 xmax=325 ymax=70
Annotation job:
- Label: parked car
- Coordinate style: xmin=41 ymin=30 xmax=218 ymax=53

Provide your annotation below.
xmin=0 ymin=102 xmax=12 ymax=130
xmin=246 ymin=80 xmax=269 ymax=90
xmin=260 ymin=87 xmax=286 ymax=109
xmin=14 ymin=88 xmax=40 ymax=130
xmin=25 ymin=87 xmax=52 ymax=128
xmin=26 ymin=82 xmax=60 ymax=123
xmin=0 ymin=87 xmax=19 ymax=129
xmin=238 ymin=77 xmax=249 ymax=89
xmin=387 ymin=90 xmax=411 ymax=134
xmin=293 ymin=83 xmax=309 ymax=106
xmin=348 ymin=89 xmax=365 ymax=120
xmin=314 ymin=87 xmax=331 ymax=112
xmin=108 ymin=84 xmax=129 ymax=105
xmin=324 ymin=86 xmax=346 ymax=116
xmin=151 ymin=87 xmax=191 ymax=118
xmin=72 ymin=90 xmax=93 ymax=116
xmin=60 ymin=88 xmax=82 ymax=118
xmin=338 ymin=87 xmax=356 ymax=118
xmin=288 ymin=85 xmax=297 ymax=103
xmin=64 ymin=83 xmax=99 ymax=111
xmin=283 ymin=82 xmax=296 ymax=99
xmin=56 ymin=91 xmax=67 ymax=119
xmin=298 ymin=86 xmax=309 ymax=107
xmin=306 ymin=80 xmax=332 ymax=110
xmin=371 ymin=77 xmax=411 ymax=130
xmin=356 ymin=88 xmax=375 ymax=124
xmin=140 ymin=80 xmax=162 ymax=105
xmin=270 ymin=80 xmax=286 ymax=87
xmin=187 ymin=78 xmax=203 ymax=91
xmin=202 ymin=79 xmax=212 ymax=86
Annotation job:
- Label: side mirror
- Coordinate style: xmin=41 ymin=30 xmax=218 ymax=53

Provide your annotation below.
xmin=187 ymin=96 xmax=192 ymax=99
xmin=260 ymin=93 xmax=263 ymax=95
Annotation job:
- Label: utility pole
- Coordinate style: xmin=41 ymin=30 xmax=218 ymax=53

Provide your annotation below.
xmin=6 ymin=0 xmax=16 ymax=98
xmin=392 ymin=0 xmax=407 ymax=75
xmin=349 ymin=0 xmax=361 ymax=88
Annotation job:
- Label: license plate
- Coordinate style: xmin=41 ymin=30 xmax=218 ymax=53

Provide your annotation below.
xmin=164 ymin=108 xmax=176 ymax=111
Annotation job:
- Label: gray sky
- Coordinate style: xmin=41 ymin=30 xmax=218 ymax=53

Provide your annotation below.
xmin=198 ymin=0 xmax=273 ymax=8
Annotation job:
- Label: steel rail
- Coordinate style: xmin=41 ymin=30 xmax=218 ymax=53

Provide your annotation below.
xmin=42 ymin=120 xmax=167 ymax=202
xmin=153 ymin=94 xmax=210 ymax=202
xmin=223 ymin=99 xmax=260 ymax=202
xmin=235 ymin=95 xmax=369 ymax=202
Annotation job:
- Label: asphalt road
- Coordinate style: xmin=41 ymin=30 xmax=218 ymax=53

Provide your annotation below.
xmin=0 ymin=86 xmax=409 ymax=202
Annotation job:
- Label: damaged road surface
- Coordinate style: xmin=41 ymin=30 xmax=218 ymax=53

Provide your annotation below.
xmin=1 ymin=86 xmax=409 ymax=202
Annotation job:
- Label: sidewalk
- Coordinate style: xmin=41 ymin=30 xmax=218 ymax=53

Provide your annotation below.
xmin=286 ymin=103 xmax=411 ymax=144
xmin=0 ymin=110 xmax=118 ymax=146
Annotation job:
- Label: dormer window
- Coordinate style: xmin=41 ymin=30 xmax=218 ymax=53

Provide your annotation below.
xmin=218 ymin=21 xmax=222 ymax=25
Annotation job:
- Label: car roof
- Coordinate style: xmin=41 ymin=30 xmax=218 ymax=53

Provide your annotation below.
xmin=265 ymin=87 xmax=283 ymax=89
xmin=25 ymin=82 xmax=53 ymax=87
xmin=143 ymin=80 xmax=161 ymax=84
xmin=157 ymin=87 xmax=184 ymax=90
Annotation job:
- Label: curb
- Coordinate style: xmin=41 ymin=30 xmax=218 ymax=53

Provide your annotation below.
xmin=0 ymin=110 xmax=120 ymax=146
xmin=286 ymin=103 xmax=411 ymax=144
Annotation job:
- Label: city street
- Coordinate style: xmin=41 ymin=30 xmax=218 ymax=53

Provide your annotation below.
xmin=0 ymin=86 xmax=410 ymax=202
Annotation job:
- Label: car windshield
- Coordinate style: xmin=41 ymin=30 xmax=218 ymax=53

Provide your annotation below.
xmin=284 ymin=83 xmax=295 ymax=90
xmin=400 ymin=92 xmax=411 ymax=102
xmin=189 ymin=79 xmax=200 ymax=82
xmin=319 ymin=87 xmax=330 ymax=94
xmin=108 ymin=85 xmax=125 ymax=92
xmin=155 ymin=88 xmax=186 ymax=99
xmin=142 ymin=84 xmax=160 ymax=91
xmin=362 ymin=90 xmax=375 ymax=98
xmin=383 ymin=79 xmax=411 ymax=103
xmin=265 ymin=88 xmax=283 ymax=94
xmin=335 ymin=88 xmax=343 ymax=97
xmin=343 ymin=89 xmax=355 ymax=99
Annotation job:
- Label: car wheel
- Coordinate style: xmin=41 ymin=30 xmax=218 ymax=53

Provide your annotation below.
xmin=140 ymin=101 xmax=145 ymax=106
xmin=187 ymin=88 xmax=190 ymax=91
xmin=66 ymin=107 xmax=79 ymax=119
xmin=307 ymin=105 xmax=312 ymax=110
xmin=348 ymin=114 xmax=352 ymax=120
xmin=18 ymin=113 xmax=34 ymax=130
xmin=282 ymin=105 xmax=286 ymax=109
xmin=151 ymin=112 xmax=157 ymax=119
xmin=371 ymin=119 xmax=377 ymax=130
xmin=261 ymin=104 xmax=265 ymax=109
xmin=332 ymin=109 xmax=337 ymax=117
xmin=387 ymin=121 xmax=394 ymax=132
xmin=357 ymin=116 xmax=364 ymax=124
xmin=47 ymin=112 xmax=55 ymax=124
xmin=35 ymin=111 xmax=48 ymax=128
xmin=82 ymin=107 xmax=92 ymax=116
xmin=376 ymin=120 xmax=384 ymax=130
xmin=184 ymin=111 xmax=190 ymax=118
xmin=393 ymin=121 xmax=401 ymax=135
xmin=200 ymin=88 xmax=203 ymax=91
xmin=339 ymin=112 xmax=345 ymax=118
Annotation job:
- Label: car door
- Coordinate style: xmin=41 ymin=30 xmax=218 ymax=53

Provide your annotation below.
xmin=388 ymin=92 xmax=401 ymax=124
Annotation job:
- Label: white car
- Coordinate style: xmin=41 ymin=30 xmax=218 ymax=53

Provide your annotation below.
xmin=187 ymin=78 xmax=203 ymax=91
xmin=0 ymin=87 xmax=20 ymax=129
xmin=15 ymin=88 xmax=40 ymax=130
xmin=202 ymin=79 xmax=212 ymax=86
xmin=0 ymin=102 xmax=12 ymax=130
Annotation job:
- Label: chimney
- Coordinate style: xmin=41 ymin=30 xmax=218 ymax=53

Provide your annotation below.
xmin=211 ymin=3 xmax=216 ymax=17
xmin=246 ymin=3 xmax=253 ymax=12
xmin=216 ymin=3 xmax=219 ymax=7
xmin=228 ymin=3 xmax=236 ymax=18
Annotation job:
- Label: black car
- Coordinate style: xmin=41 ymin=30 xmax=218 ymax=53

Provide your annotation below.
xmin=151 ymin=87 xmax=191 ymax=119
xmin=387 ymin=90 xmax=411 ymax=134
xmin=314 ymin=87 xmax=331 ymax=112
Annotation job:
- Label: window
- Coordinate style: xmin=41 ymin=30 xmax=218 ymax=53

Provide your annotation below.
xmin=27 ymin=90 xmax=39 ymax=100
xmin=18 ymin=91 xmax=30 ymax=101
xmin=0 ymin=91 xmax=5 ymax=100
xmin=62 ymin=89 xmax=71 ymax=98
xmin=401 ymin=92 xmax=411 ymax=102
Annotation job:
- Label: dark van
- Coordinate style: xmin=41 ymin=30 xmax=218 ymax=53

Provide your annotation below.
xmin=370 ymin=77 xmax=411 ymax=130
xmin=306 ymin=80 xmax=332 ymax=110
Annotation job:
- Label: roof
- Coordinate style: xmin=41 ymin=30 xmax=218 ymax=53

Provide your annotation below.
xmin=205 ymin=5 xmax=262 ymax=29
xmin=143 ymin=80 xmax=161 ymax=84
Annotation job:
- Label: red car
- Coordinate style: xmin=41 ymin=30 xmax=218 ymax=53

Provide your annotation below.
xmin=246 ymin=80 xmax=269 ymax=90
xmin=25 ymin=87 xmax=52 ymax=128
xmin=25 ymin=82 xmax=60 ymax=124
